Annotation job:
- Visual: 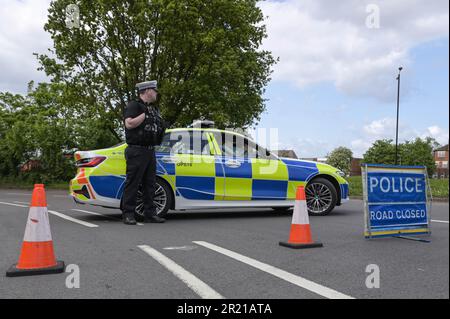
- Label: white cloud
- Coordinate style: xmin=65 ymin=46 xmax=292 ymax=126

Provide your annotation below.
xmin=1 ymin=0 xmax=448 ymax=103
xmin=278 ymin=137 xmax=334 ymax=159
xmin=351 ymin=118 xmax=449 ymax=156
xmin=363 ymin=117 xmax=399 ymax=138
xmin=263 ymin=117 xmax=448 ymax=159
xmin=0 ymin=0 xmax=52 ymax=94
xmin=421 ymin=126 xmax=449 ymax=145
xmin=260 ymin=0 xmax=449 ymax=102
xmin=351 ymin=139 xmax=373 ymax=157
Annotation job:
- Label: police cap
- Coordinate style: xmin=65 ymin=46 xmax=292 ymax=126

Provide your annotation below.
xmin=136 ymin=80 xmax=158 ymax=92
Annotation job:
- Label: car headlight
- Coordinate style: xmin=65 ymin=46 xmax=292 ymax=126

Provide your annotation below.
xmin=336 ymin=170 xmax=346 ymax=177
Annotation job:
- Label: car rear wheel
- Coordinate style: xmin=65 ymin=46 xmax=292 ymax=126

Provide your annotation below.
xmin=134 ymin=179 xmax=173 ymax=221
xmin=305 ymin=178 xmax=337 ymax=216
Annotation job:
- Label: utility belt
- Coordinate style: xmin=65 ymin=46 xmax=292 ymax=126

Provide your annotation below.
xmin=128 ymin=144 xmax=154 ymax=150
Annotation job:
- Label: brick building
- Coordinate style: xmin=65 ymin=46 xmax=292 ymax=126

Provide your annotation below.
xmin=19 ymin=159 xmax=41 ymax=172
xmin=350 ymin=158 xmax=362 ymax=176
xmin=433 ymin=144 xmax=449 ymax=178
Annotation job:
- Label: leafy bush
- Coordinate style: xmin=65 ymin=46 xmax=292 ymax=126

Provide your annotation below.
xmin=363 ymin=138 xmax=438 ymax=177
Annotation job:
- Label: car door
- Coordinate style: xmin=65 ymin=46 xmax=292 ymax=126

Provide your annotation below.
xmin=157 ymin=130 xmax=222 ymax=201
xmin=210 ymin=131 xmax=289 ymax=201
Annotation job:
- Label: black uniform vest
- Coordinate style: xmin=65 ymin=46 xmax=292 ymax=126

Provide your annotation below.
xmin=124 ymin=99 xmax=166 ymax=146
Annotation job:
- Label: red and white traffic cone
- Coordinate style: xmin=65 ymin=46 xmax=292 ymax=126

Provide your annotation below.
xmin=6 ymin=184 xmax=65 ymax=277
xmin=279 ymin=186 xmax=323 ymax=249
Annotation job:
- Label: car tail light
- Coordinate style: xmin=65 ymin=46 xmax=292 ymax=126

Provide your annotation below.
xmin=76 ymin=156 xmax=106 ymax=168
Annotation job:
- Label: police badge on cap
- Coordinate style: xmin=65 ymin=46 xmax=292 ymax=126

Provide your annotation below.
xmin=136 ymin=80 xmax=158 ymax=92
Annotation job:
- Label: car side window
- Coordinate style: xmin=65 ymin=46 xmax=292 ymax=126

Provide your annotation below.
xmin=211 ymin=132 xmax=275 ymax=159
xmin=154 ymin=133 xmax=172 ymax=153
xmin=155 ymin=131 xmax=212 ymax=155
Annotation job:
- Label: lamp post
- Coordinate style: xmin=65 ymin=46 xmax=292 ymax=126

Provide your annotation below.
xmin=395 ymin=67 xmax=403 ymax=165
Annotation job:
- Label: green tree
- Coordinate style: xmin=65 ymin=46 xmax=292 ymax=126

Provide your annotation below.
xmin=36 ymin=0 xmax=276 ymax=139
xmin=0 ymin=82 xmax=118 ymax=182
xmin=326 ymin=147 xmax=353 ymax=176
xmin=362 ymin=138 xmax=437 ymax=176
xmin=0 ymin=92 xmax=34 ymax=177
xmin=400 ymin=137 xmax=437 ymax=176
xmin=362 ymin=139 xmax=396 ymax=165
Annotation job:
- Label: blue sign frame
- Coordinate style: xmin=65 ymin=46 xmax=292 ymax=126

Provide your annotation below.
xmin=362 ymin=164 xmax=432 ymax=239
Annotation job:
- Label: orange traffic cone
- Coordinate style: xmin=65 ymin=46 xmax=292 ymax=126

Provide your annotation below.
xmin=279 ymin=186 xmax=323 ymax=249
xmin=6 ymin=184 xmax=65 ymax=277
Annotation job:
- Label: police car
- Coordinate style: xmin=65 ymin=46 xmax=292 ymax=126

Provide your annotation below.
xmin=70 ymin=122 xmax=349 ymax=220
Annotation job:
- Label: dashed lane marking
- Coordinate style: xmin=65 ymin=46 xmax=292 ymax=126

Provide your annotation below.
xmin=0 ymin=201 xmax=27 ymax=208
xmin=138 ymin=245 xmax=224 ymax=299
xmin=193 ymin=241 xmax=355 ymax=300
xmin=0 ymin=201 xmax=98 ymax=228
xmin=163 ymin=246 xmax=198 ymax=251
xmin=48 ymin=210 xmax=99 ymax=228
xmin=431 ymin=219 xmax=449 ymax=224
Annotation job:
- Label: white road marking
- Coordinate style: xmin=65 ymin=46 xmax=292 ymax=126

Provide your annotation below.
xmin=193 ymin=241 xmax=354 ymax=300
xmin=431 ymin=219 xmax=449 ymax=224
xmin=163 ymin=246 xmax=198 ymax=251
xmin=13 ymin=201 xmax=29 ymax=205
xmin=0 ymin=201 xmax=28 ymax=208
xmin=0 ymin=201 xmax=99 ymax=228
xmin=71 ymin=209 xmax=144 ymax=226
xmin=1 ymin=201 xmax=142 ymax=227
xmin=138 ymin=245 xmax=224 ymax=299
xmin=48 ymin=210 xmax=99 ymax=228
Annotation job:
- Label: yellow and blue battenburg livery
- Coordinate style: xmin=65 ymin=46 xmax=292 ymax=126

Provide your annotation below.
xmin=70 ymin=128 xmax=349 ymax=218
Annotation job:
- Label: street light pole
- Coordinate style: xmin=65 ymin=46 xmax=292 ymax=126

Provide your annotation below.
xmin=395 ymin=67 xmax=403 ymax=165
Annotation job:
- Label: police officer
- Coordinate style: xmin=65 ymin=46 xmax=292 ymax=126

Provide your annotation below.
xmin=122 ymin=80 xmax=166 ymax=225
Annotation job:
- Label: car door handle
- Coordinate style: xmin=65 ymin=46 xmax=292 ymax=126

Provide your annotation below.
xmin=225 ymin=159 xmax=241 ymax=168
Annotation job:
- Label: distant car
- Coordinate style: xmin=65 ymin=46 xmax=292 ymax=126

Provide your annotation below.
xmin=70 ymin=126 xmax=349 ymax=220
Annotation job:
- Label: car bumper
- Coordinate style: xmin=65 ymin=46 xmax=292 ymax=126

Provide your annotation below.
xmin=340 ymin=183 xmax=350 ymax=203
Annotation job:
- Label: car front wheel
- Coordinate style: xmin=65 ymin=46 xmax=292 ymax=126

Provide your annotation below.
xmin=305 ymin=178 xmax=337 ymax=216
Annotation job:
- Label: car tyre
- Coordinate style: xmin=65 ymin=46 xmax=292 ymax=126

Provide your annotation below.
xmin=305 ymin=178 xmax=338 ymax=216
xmin=134 ymin=179 xmax=173 ymax=221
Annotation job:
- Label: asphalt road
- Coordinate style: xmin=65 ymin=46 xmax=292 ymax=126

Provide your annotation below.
xmin=0 ymin=189 xmax=448 ymax=299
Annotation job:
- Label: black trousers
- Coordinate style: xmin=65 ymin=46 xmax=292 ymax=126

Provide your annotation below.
xmin=122 ymin=145 xmax=157 ymax=218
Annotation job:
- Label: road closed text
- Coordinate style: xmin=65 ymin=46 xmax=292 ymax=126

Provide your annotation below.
xmin=368 ymin=204 xmax=428 ymax=227
xmin=370 ymin=209 xmax=426 ymax=221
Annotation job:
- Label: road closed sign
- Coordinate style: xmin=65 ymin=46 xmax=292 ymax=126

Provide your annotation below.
xmin=362 ymin=164 xmax=432 ymax=239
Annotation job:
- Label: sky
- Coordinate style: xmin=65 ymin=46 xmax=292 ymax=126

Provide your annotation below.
xmin=0 ymin=0 xmax=448 ymax=158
